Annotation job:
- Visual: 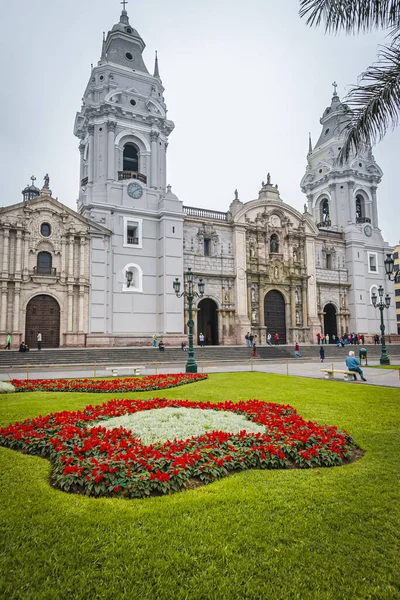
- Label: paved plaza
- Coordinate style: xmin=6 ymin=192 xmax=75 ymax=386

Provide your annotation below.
xmin=1 ymin=357 xmax=399 ymax=389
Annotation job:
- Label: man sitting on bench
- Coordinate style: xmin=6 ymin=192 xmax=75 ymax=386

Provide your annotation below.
xmin=345 ymin=351 xmax=367 ymax=382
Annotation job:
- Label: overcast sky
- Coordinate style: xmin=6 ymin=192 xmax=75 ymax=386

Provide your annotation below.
xmin=1 ymin=0 xmax=398 ymax=245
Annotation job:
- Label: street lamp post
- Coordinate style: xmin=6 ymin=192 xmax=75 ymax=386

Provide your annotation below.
xmin=371 ymin=285 xmax=391 ymax=366
xmin=173 ymin=268 xmax=205 ymax=374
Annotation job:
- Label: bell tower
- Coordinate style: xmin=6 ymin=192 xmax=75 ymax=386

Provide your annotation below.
xmin=74 ymin=5 xmax=184 ymax=344
xmin=301 ymin=84 xmax=396 ymax=336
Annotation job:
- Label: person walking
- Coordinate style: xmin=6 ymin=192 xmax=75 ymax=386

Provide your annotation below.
xmin=253 ymin=339 xmax=257 ymax=357
xmin=294 ymin=342 xmax=301 ymax=358
xmin=267 ymin=332 xmax=272 ymax=346
xmin=199 ymin=333 xmax=205 ymax=347
xmin=152 ymin=333 xmax=157 ymax=348
xmin=37 ymin=332 xmax=42 ymax=350
xmin=4 ymin=333 xmax=11 ymax=350
xmin=319 ymin=346 xmax=325 ymax=363
xmin=274 ymin=332 xmax=279 ymax=345
xmin=245 ymin=332 xmax=250 ymax=347
xmin=345 ymin=351 xmax=367 ymax=381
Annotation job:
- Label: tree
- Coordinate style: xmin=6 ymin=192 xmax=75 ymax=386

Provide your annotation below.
xmin=299 ymin=0 xmax=400 ymax=161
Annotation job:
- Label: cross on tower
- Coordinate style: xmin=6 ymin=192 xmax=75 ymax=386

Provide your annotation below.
xmin=121 ymin=0 xmax=128 ymax=10
xmin=30 ymin=175 xmax=36 ymax=186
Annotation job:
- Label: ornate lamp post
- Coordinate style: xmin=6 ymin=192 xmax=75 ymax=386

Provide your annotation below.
xmin=384 ymin=253 xmax=400 ymax=283
xmin=173 ymin=268 xmax=205 ymax=373
xmin=371 ymin=285 xmax=391 ymax=366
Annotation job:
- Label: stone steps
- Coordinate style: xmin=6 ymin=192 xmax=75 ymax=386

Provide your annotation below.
xmin=0 ymin=344 xmax=398 ymax=368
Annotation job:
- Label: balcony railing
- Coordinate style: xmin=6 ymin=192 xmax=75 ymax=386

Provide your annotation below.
xmin=118 ymin=171 xmax=147 ymax=183
xmin=183 ymin=206 xmax=228 ymax=221
xmin=33 ymin=267 xmax=56 ymax=276
xmin=81 ymin=176 xmax=88 ymax=186
xmin=127 ymin=236 xmax=139 ymax=245
xmin=356 ymin=216 xmax=371 ymax=224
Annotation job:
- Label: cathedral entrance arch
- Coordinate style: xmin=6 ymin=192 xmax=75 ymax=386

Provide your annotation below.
xmin=264 ymin=290 xmax=286 ymax=344
xmin=197 ymin=299 xmax=219 ymax=345
xmin=25 ymin=295 xmax=60 ymax=349
xmin=323 ymin=304 xmax=337 ymax=341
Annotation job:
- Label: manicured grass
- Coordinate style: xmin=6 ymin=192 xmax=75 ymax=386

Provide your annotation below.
xmin=370 ymin=364 xmax=400 ymax=370
xmin=1 ymin=373 xmax=399 ymax=600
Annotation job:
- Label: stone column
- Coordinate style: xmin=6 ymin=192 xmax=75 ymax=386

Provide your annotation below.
xmin=23 ymin=231 xmax=30 ymax=275
xmin=290 ymin=284 xmax=296 ymax=327
xmin=79 ymin=143 xmax=85 ymax=181
xmin=67 ymin=285 xmax=74 ymax=332
xmin=78 ymin=286 xmax=85 ymax=332
xmin=371 ymin=185 xmax=378 ymax=228
xmin=0 ymin=283 xmax=8 ymax=331
xmin=329 ymin=183 xmax=338 ymax=229
xmin=79 ymin=237 xmax=86 ymax=279
xmin=15 ymin=230 xmax=22 ymax=277
xmin=88 ymin=125 xmax=95 ymax=184
xmin=13 ymin=285 xmax=20 ymax=332
xmin=347 ymin=181 xmax=355 ymax=224
xmin=68 ymin=235 xmax=74 ymax=279
xmin=302 ymin=280 xmax=308 ymax=326
xmin=150 ymin=130 xmax=159 ymax=189
xmin=2 ymin=228 xmax=10 ymax=277
xmin=307 ymin=193 xmax=313 ymax=216
xmin=107 ymin=122 xmax=116 ymax=181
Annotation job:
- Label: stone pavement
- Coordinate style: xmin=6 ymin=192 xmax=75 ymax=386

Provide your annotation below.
xmin=1 ymin=358 xmax=399 ymax=388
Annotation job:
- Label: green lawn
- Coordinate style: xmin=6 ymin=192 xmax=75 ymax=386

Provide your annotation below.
xmin=1 ymin=373 xmax=399 ymax=600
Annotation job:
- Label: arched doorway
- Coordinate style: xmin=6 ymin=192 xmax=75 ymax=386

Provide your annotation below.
xmin=197 ymin=299 xmax=218 ymax=345
xmin=264 ymin=290 xmax=286 ymax=344
xmin=323 ymin=303 xmax=337 ymax=341
xmin=25 ymin=295 xmax=60 ymax=349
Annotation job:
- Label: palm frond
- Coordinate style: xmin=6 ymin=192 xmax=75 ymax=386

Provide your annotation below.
xmin=299 ymin=0 xmax=400 ymax=34
xmin=338 ymin=42 xmax=400 ymax=161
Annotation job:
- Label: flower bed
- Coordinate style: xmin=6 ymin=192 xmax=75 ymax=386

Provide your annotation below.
xmin=10 ymin=373 xmax=207 ymax=393
xmin=0 ymin=398 xmax=358 ymax=499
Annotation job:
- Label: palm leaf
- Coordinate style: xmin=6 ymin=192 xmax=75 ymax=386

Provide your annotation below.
xmin=338 ymin=42 xmax=400 ymax=161
xmin=299 ymin=0 xmax=400 ymax=34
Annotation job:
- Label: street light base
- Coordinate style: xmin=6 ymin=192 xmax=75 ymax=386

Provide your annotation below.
xmin=380 ymin=356 xmax=390 ymax=366
xmin=185 ymin=363 xmax=198 ymax=374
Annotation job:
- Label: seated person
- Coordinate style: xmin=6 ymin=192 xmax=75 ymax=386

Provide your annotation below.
xmin=158 ymin=341 xmax=165 ymax=351
xmin=181 ymin=342 xmax=187 ymax=351
xmin=345 ymin=351 xmax=366 ymax=382
xmin=19 ymin=341 xmax=29 ymax=352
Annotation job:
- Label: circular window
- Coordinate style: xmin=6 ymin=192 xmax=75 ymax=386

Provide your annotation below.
xmin=338 ymin=147 xmax=342 ymax=150
xmin=125 ymin=52 xmax=133 ymax=61
xmin=130 ymin=99 xmax=136 ymax=106
xmin=41 ymin=223 xmax=51 ymax=237
xmin=100 ymin=75 xmax=104 ymax=81
xmin=126 ymin=27 xmax=132 ymax=34
xmin=319 ymin=169 xmax=323 ymax=174
xmin=324 ymin=128 xmax=330 ymax=136
xmin=99 ymin=127 xmax=103 ymax=132
xmin=359 ymin=162 xmax=362 ymax=167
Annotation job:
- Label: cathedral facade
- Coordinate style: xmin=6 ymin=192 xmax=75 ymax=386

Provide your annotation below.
xmin=70 ymin=7 xmax=395 ymax=347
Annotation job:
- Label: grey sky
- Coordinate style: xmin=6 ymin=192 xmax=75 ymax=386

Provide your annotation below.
xmin=1 ymin=0 xmax=398 ymax=245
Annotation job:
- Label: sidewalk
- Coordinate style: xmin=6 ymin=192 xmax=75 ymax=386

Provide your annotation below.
xmin=1 ymin=359 xmax=399 ymax=388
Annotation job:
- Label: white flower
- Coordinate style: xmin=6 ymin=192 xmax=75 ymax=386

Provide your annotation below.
xmin=91 ymin=407 xmax=265 ymax=445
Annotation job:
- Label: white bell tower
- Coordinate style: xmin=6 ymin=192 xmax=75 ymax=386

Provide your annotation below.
xmin=73 ymin=6 xmax=184 ymax=344
xmin=301 ymin=84 xmax=396 ymax=336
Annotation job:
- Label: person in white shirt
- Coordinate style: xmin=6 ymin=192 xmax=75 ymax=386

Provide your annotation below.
xmin=37 ymin=332 xmax=42 ymax=351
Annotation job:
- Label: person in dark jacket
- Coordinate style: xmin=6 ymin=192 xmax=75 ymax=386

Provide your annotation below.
xmin=319 ymin=346 xmax=325 ymax=363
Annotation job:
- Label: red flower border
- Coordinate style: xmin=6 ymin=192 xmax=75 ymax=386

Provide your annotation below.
xmin=0 ymin=399 xmax=357 ymax=499
xmin=10 ymin=373 xmax=207 ymax=393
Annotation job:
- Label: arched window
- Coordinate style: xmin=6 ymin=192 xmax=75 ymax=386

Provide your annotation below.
xmin=356 ymin=194 xmax=365 ymax=223
xmin=270 ymin=234 xmax=279 ymax=253
xmin=37 ymin=252 xmax=53 ymax=275
xmin=320 ymin=198 xmax=331 ymax=226
xmin=123 ymin=143 xmax=139 ymax=172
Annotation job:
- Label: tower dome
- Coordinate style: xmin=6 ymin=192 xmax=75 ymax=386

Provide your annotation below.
xmin=22 ymin=176 xmax=40 ymax=202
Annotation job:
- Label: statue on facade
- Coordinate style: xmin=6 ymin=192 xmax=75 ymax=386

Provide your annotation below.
xmin=267 ymin=173 xmax=271 ymax=185
xmin=234 ymin=189 xmax=239 ymax=201
xmin=304 ymin=203 xmax=308 ymax=213
xmin=43 ymin=174 xmax=50 ymax=189
xmin=270 ymin=236 xmax=279 ymax=253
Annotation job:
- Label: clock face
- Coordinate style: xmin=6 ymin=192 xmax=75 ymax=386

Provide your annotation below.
xmin=127 ymin=182 xmax=143 ymax=199
xmin=364 ymin=224 xmax=373 ymax=237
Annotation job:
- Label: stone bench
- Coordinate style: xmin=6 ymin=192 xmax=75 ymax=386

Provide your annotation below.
xmin=105 ymin=366 xmax=143 ymax=377
xmin=321 ymin=369 xmax=357 ymax=381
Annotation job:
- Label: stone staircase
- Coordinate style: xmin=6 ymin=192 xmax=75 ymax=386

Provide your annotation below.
xmin=0 ymin=343 xmax=398 ymax=368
